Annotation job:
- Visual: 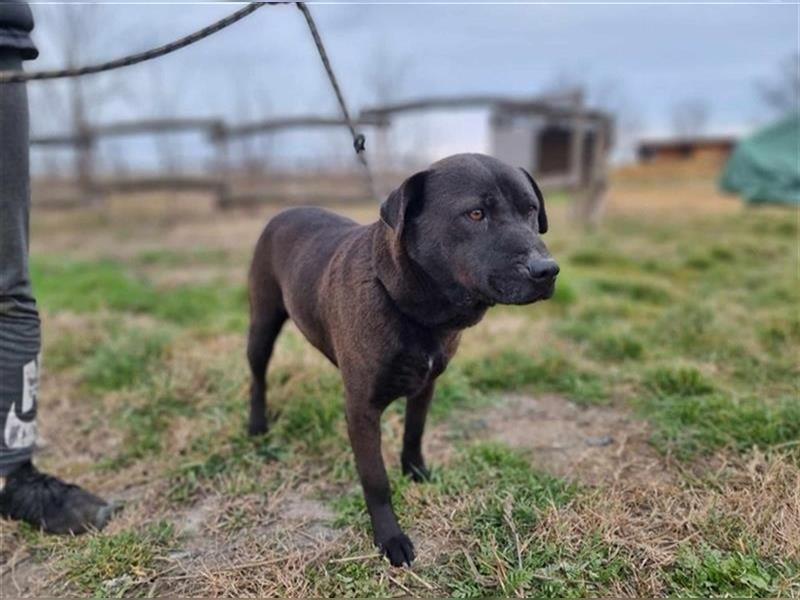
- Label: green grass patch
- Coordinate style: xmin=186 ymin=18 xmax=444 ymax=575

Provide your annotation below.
xmin=463 ymin=349 xmax=607 ymax=405
xmin=155 ymin=284 xmax=247 ymax=330
xmin=649 ymin=302 xmax=728 ymax=357
xmin=66 ymin=521 xmax=174 ymax=597
xmin=82 ymin=328 xmax=170 ymax=392
xmin=550 ymin=271 xmax=578 ymax=306
xmin=44 ymin=327 xmax=106 ymax=372
xmin=758 ymin=315 xmax=800 ymax=354
xmin=99 ymin=371 xmax=198 ymax=469
xmin=22 ymin=521 xmax=175 ymax=597
xmin=644 ymin=366 xmax=714 ymax=397
xmin=167 ymin=432 xmax=283 ymax=503
xmin=270 ymin=370 xmax=345 ymax=453
xmin=31 ymin=259 xmax=156 ymax=315
xmin=667 ymin=545 xmax=796 ymax=598
xmin=439 ymin=442 xmax=575 ymax=509
xmin=31 ymin=258 xmax=246 ymax=331
xmin=569 ymin=247 xmax=633 ymax=268
xmin=590 ymin=332 xmax=644 ymax=361
xmin=591 ymin=276 xmax=672 ymax=304
xmin=640 ymin=393 xmax=800 ymax=458
xmin=428 ymin=362 xmax=486 ymax=420
xmin=134 ymin=247 xmax=228 ymax=267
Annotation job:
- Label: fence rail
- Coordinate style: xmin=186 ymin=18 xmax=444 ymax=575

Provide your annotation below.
xmin=30 ymin=92 xmax=613 ymax=217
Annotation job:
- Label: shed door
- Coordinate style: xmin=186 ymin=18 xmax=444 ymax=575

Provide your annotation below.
xmin=536 ymin=125 xmax=572 ymax=175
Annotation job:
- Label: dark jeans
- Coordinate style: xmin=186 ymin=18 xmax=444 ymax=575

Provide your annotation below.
xmin=0 ymin=51 xmax=40 ymax=475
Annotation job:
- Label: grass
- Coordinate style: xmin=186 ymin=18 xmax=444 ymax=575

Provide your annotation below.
xmin=463 ymin=349 xmax=608 ymax=405
xmin=166 ymin=432 xmax=283 ymax=503
xmin=644 ymin=366 xmax=715 ymax=397
xmin=640 ymin=393 xmax=800 ymax=458
xmin=134 ymin=247 xmax=230 ymax=267
xmin=11 ymin=178 xmax=798 ymax=597
xmin=667 ymin=546 xmax=797 ymax=598
xmin=269 ymin=370 xmax=346 ymax=453
xmin=326 ymin=443 xmax=630 ymax=598
xmin=20 ymin=521 xmax=175 ymax=598
xmin=82 ymin=327 xmax=171 ymax=392
xmin=30 ymin=258 xmax=247 ymax=331
xmin=441 ymin=444 xmax=630 ymax=597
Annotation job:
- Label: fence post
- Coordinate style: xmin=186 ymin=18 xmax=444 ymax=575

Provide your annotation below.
xmin=76 ymin=126 xmax=99 ymax=205
xmin=210 ymin=122 xmax=230 ymax=210
xmin=577 ymin=120 xmax=610 ymax=228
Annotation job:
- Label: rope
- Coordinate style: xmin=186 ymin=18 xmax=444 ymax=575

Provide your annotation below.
xmin=296 ymin=2 xmax=380 ymax=201
xmin=0 ymin=3 xmax=268 ymax=84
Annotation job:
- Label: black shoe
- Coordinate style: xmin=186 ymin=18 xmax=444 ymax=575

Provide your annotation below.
xmin=0 ymin=462 xmax=117 ymax=534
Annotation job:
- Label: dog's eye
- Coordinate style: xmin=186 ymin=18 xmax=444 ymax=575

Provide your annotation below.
xmin=468 ymin=209 xmax=485 ymax=222
xmin=527 ymin=205 xmax=537 ymax=216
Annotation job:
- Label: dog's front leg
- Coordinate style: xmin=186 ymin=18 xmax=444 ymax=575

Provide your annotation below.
xmin=402 ymin=382 xmax=433 ymax=482
xmin=345 ymin=401 xmax=415 ymax=567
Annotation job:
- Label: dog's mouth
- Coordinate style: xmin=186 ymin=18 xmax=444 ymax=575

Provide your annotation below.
xmin=486 ymin=272 xmax=557 ymax=305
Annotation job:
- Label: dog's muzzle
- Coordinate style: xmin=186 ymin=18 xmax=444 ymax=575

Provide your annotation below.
xmin=487 ymin=258 xmax=559 ymax=305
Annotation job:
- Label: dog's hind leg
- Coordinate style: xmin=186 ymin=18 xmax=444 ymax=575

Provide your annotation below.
xmin=247 ymin=282 xmax=287 ymax=436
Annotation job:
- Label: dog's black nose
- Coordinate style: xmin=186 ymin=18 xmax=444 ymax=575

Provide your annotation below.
xmin=528 ymin=258 xmax=560 ymax=280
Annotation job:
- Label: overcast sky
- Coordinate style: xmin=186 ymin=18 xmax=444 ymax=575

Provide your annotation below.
xmin=25 ymin=1 xmax=798 ymax=170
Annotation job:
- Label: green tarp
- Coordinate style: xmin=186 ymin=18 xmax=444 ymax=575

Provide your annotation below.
xmin=720 ymin=116 xmax=800 ymax=205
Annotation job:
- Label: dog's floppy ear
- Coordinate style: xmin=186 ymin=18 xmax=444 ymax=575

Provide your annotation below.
xmin=519 ymin=167 xmax=548 ymax=234
xmin=380 ymin=170 xmax=429 ymax=237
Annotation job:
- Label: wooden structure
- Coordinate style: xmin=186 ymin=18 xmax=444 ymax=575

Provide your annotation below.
xmin=637 ymin=136 xmax=736 ymax=165
xmin=361 ymin=91 xmax=614 ymax=224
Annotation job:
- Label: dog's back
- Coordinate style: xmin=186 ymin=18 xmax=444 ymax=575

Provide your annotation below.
xmin=248 ymin=207 xmax=364 ymax=366
xmin=253 ymin=207 xmax=358 ymax=285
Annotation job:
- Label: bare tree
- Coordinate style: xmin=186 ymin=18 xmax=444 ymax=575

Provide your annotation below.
xmin=671 ymin=99 xmax=710 ymax=138
xmin=232 ymin=84 xmax=275 ymax=176
xmin=148 ymin=62 xmax=183 ymax=175
xmin=540 ymin=71 xmax=585 ymax=106
xmin=30 ymin=4 xmax=134 ymax=196
xmin=589 ymin=78 xmax=643 ymax=158
xmin=542 ymin=70 xmax=643 ymax=156
xmin=540 ymin=70 xmax=627 ymax=227
xmin=362 ymin=43 xmax=413 ymax=181
xmin=757 ymin=52 xmax=800 ymax=118
xmin=363 ymin=44 xmax=412 ymax=107
xmin=58 ymin=7 xmax=94 ymax=194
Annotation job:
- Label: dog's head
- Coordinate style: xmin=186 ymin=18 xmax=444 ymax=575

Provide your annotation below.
xmin=380 ymin=153 xmax=558 ymax=306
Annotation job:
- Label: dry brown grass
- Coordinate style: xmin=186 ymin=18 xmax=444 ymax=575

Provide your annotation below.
xmin=536 ymin=450 xmax=800 ymax=596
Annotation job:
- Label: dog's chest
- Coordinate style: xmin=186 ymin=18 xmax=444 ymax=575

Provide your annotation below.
xmin=379 ymin=345 xmax=448 ymax=402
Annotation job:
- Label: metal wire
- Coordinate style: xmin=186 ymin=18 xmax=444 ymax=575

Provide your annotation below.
xmin=296 ymin=2 xmax=380 ymax=201
xmin=0 ymin=3 xmax=267 ymax=84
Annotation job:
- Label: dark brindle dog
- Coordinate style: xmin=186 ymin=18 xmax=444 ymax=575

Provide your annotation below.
xmin=247 ymin=153 xmax=559 ymax=566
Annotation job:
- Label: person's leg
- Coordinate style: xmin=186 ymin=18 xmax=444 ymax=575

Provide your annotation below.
xmin=0 ymin=52 xmax=39 ymax=476
xmin=0 ymin=50 xmax=115 ymax=533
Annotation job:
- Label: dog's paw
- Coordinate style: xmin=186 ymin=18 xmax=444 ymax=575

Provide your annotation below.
xmin=378 ymin=532 xmax=415 ymax=567
xmin=402 ymin=460 xmax=432 ymax=483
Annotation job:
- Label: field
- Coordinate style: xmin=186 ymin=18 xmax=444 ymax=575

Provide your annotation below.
xmin=1 ymin=169 xmax=798 ymax=597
